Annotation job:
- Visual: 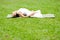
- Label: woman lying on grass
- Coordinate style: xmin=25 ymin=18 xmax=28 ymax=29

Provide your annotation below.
xmin=7 ymin=8 xmax=55 ymax=18
xmin=7 ymin=8 xmax=43 ymax=18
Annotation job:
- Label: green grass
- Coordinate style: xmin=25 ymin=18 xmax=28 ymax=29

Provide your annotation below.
xmin=0 ymin=0 xmax=60 ymax=40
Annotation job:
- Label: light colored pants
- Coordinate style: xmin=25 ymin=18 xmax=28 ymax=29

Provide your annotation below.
xmin=31 ymin=10 xmax=43 ymax=18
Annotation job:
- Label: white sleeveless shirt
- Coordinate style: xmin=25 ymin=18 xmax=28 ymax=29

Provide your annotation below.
xmin=17 ymin=8 xmax=31 ymax=16
xmin=17 ymin=8 xmax=43 ymax=18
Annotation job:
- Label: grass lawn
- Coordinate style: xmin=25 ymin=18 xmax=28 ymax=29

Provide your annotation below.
xmin=0 ymin=0 xmax=60 ymax=40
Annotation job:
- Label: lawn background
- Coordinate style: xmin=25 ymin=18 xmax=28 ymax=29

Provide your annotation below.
xmin=0 ymin=0 xmax=60 ymax=40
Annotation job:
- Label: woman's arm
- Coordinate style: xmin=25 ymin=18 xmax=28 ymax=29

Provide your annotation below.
xmin=28 ymin=11 xmax=35 ymax=17
xmin=17 ymin=11 xmax=28 ymax=17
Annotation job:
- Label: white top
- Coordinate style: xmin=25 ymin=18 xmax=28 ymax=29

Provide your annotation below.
xmin=17 ymin=8 xmax=43 ymax=18
xmin=17 ymin=8 xmax=32 ymax=16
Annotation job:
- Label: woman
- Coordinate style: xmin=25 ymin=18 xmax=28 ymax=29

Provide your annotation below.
xmin=7 ymin=8 xmax=43 ymax=18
